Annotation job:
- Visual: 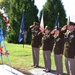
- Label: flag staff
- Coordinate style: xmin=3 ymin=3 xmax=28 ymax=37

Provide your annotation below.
xmin=23 ymin=10 xmax=25 ymax=48
xmin=23 ymin=0 xmax=28 ymax=48
xmin=67 ymin=16 xmax=70 ymax=25
xmin=54 ymin=13 xmax=59 ymax=30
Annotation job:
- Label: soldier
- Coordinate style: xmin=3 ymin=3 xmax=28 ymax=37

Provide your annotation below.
xmin=42 ymin=26 xmax=54 ymax=72
xmin=28 ymin=22 xmax=42 ymax=68
xmin=62 ymin=21 xmax=75 ymax=75
xmin=51 ymin=28 xmax=64 ymax=75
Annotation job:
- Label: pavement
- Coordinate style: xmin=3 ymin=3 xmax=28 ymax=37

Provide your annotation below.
xmin=29 ymin=68 xmax=56 ymax=75
xmin=0 ymin=64 xmax=24 ymax=75
xmin=0 ymin=64 xmax=57 ymax=75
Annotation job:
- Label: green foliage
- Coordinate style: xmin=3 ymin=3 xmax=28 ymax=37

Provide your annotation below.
xmin=0 ymin=0 xmax=10 ymax=11
xmin=40 ymin=0 xmax=67 ymax=29
xmin=7 ymin=0 xmax=38 ymax=43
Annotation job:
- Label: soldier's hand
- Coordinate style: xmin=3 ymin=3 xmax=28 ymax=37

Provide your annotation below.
xmin=51 ymin=30 xmax=55 ymax=34
xmin=61 ymin=25 xmax=67 ymax=31
xmin=29 ymin=25 xmax=35 ymax=28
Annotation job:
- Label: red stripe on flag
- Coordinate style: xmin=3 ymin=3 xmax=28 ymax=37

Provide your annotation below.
xmin=40 ymin=14 xmax=44 ymax=33
xmin=5 ymin=21 xmax=9 ymax=25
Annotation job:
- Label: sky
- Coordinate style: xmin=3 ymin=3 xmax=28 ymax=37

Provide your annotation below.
xmin=35 ymin=0 xmax=75 ymax=22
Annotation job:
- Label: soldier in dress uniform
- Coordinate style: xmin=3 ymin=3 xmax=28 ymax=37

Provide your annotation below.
xmin=62 ymin=21 xmax=75 ymax=75
xmin=28 ymin=22 xmax=42 ymax=68
xmin=42 ymin=26 xmax=54 ymax=72
xmin=51 ymin=27 xmax=64 ymax=75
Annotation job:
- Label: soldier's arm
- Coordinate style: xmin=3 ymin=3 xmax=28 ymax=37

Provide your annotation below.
xmin=60 ymin=32 xmax=64 ymax=54
xmin=61 ymin=25 xmax=67 ymax=31
xmin=61 ymin=25 xmax=67 ymax=33
xmin=61 ymin=40 xmax=64 ymax=55
xmin=50 ymin=35 xmax=54 ymax=51
xmin=28 ymin=25 xmax=35 ymax=32
xmin=38 ymin=32 xmax=43 ymax=47
xmin=51 ymin=30 xmax=55 ymax=35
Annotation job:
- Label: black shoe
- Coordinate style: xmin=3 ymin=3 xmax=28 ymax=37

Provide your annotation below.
xmin=34 ymin=65 xmax=39 ymax=68
xmin=43 ymin=69 xmax=50 ymax=72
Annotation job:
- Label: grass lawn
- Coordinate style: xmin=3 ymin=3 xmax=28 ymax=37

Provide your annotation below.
xmin=0 ymin=42 xmax=67 ymax=75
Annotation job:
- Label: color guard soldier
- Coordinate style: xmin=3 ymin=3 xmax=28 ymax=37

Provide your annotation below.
xmin=28 ymin=22 xmax=42 ymax=68
xmin=62 ymin=21 xmax=75 ymax=75
xmin=51 ymin=28 xmax=64 ymax=75
xmin=42 ymin=26 xmax=54 ymax=72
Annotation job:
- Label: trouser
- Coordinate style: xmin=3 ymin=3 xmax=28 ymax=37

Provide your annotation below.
xmin=65 ymin=57 xmax=75 ymax=75
xmin=43 ymin=50 xmax=51 ymax=70
xmin=32 ymin=47 xmax=39 ymax=66
xmin=54 ymin=54 xmax=63 ymax=75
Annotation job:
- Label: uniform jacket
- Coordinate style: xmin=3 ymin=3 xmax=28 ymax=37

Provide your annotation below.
xmin=42 ymin=33 xmax=54 ymax=51
xmin=54 ymin=32 xmax=64 ymax=54
xmin=29 ymin=27 xmax=42 ymax=48
xmin=64 ymin=30 xmax=75 ymax=58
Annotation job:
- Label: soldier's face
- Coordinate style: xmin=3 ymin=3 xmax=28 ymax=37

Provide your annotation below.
xmin=45 ymin=29 xmax=50 ymax=34
xmin=67 ymin=25 xmax=74 ymax=31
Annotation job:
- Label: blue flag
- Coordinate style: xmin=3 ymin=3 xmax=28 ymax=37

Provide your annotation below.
xmin=54 ymin=13 xmax=59 ymax=30
xmin=0 ymin=28 xmax=4 ymax=42
xmin=18 ymin=12 xmax=25 ymax=42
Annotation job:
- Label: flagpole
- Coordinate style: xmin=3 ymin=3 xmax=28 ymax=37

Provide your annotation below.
xmin=23 ymin=10 xmax=25 ymax=48
xmin=54 ymin=13 xmax=59 ymax=30
xmin=23 ymin=0 xmax=27 ymax=48
xmin=67 ymin=16 xmax=70 ymax=25
xmin=23 ymin=30 xmax=24 ymax=48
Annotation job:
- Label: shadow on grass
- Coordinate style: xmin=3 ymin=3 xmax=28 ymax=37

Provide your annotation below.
xmin=63 ymin=73 xmax=67 ymax=75
xmin=17 ymin=55 xmax=31 ymax=57
xmin=38 ymin=66 xmax=45 ymax=69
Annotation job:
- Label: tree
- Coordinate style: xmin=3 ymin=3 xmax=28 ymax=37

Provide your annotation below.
xmin=40 ymin=0 xmax=67 ymax=29
xmin=7 ymin=0 xmax=38 ymax=43
xmin=0 ymin=0 xmax=10 ymax=11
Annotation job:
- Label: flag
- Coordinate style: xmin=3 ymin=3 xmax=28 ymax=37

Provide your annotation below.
xmin=18 ymin=12 xmax=25 ymax=42
xmin=1 ymin=7 xmax=10 ymax=32
xmin=54 ymin=13 xmax=59 ymax=30
xmin=40 ymin=14 xmax=44 ymax=33
xmin=69 ymin=16 xmax=70 ymax=22
xmin=67 ymin=16 xmax=70 ymax=25
xmin=0 ymin=29 xmax=4 ymax=42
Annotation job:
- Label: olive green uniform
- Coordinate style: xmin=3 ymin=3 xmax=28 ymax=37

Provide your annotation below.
xmin=29 ymin=27 xmax=42 ymax=66
xmin=42 ymin=34 xmax=54 ymax=70
xmin=64 ymin=30 xmax=75 ymax=75
xmin=54 ymin=32 xmax=64 ymax=75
